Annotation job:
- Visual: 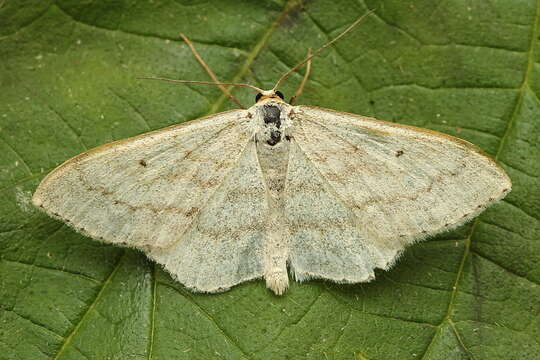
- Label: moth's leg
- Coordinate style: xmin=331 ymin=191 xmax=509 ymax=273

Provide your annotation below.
xmin=180 ymin=34 xmax=246 ymax=109
xmin=289 ymin=48 xmax=312 ymax=105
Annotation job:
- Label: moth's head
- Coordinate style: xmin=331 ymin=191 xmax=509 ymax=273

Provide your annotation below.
xmin=255 ymin=90 xmax=285 ymax=104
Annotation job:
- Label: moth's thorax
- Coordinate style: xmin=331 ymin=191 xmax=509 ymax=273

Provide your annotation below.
xmin=247 ymin=99 xmax=293 ymax=201
xmin=248 ymin=99 xmax=294 ymax=147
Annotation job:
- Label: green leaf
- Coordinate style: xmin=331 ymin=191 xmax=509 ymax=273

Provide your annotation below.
xmin=1 ymin=0 xmax=539 ymax=359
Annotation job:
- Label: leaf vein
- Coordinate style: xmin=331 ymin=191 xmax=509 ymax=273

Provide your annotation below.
xmin=479 ymin=220 xmax=530 ymax=240
xmin=499 ymin=160 xmax=539 ymax=179
xmin=51 ymin=3 xmax=246 ymax=54
xmin=0 ymin=171 xmax=51 ymax=194
xmin=360 ymin=0 xmax=424 ymax=45
xmin=250 ymin=289 xmax=323 ymax=356
xmin=52 ymin=252 xmax=126 ymax=360
xmin=1 ymin=258 xmax=102 ymax=285
xmin=0 ymin=137 xmax=33 ymax=176
xmin=1 ymin=307 xmax=65 ymax=339
xmin=108 ymin=87 xmax=152 ymax=131
xmin=147 ymin=264 xmax=157 ymax=360
xmin=471 ymin=251 xmax=540 ymax=286
xmin=159 ymin=282 xmax=250 ymax=359
xmin=327 ymin=291 xmax=437 ymax=327
xmin=501 ymin=198 xmax=540 ymax=221
xmin=43 ymin=103 xmax=88 ymax=150
xmin=448 ymin=319 xmax=477 ymax=360
xmin=370 ymin=83 xmax=520 ymax=93
xmin=328 ymin=309 xmax=353 ymax=355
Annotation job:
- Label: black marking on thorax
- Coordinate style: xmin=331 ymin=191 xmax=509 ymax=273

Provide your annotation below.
xmin=263 ymin=105 xmax=282 ymax=146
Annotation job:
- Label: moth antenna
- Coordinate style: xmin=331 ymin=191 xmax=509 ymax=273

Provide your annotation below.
xmin=272 ymin=9 xmax=375 ymax=91
xmin=179 ymin=34 xmax=245 ymax=109
xmin=289 ymin=48 xmax=312 ymax=105
xmin=139 ymin=77 xmax=265 ymax=93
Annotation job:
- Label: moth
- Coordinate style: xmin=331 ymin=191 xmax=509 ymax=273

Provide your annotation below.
xmin=33 ymin=13 xmax=511 ymax=295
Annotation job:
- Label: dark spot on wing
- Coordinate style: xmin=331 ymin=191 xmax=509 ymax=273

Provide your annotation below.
xmin=186 ymin=207 xmax=198 ymax=217
xmin=139 ymin=160 xmax=147 ymax=167
xmin=396 ymin=150 xmax=404 ymax=157
xmin=289 ymin=109 xmax=297 ymax=119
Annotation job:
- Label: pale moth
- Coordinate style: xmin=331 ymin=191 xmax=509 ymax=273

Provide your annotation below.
xmin=33 ymin=13 xmax=511 ymax=295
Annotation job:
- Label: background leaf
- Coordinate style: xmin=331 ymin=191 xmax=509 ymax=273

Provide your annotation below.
xmin=1 ymin=0 xmax=539 ymax=359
